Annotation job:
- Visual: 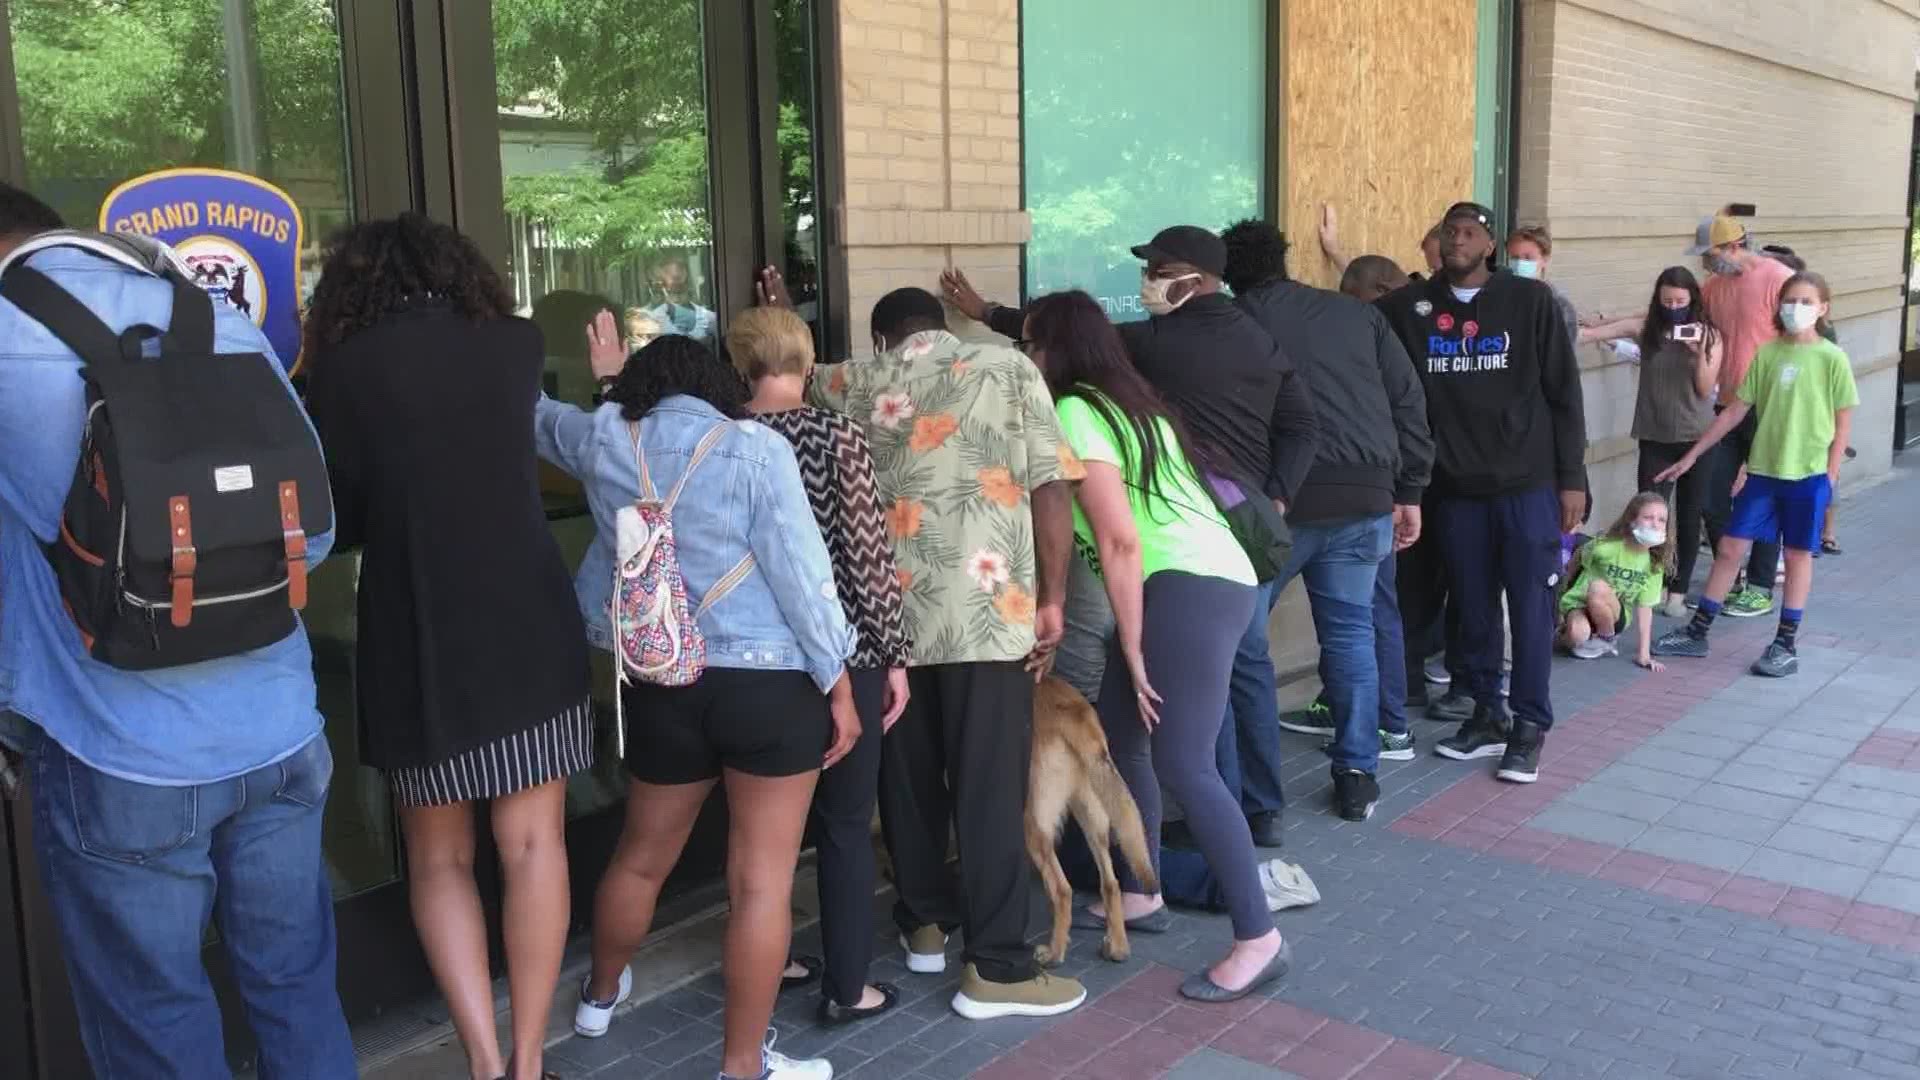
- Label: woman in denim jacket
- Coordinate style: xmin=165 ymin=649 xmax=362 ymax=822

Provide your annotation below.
xmin=535 ymin=334 xmax=857 ymax=1080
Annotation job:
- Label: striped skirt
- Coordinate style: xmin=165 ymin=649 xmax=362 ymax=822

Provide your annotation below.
xmin=388 ymin=698 xmax=595 ymax=807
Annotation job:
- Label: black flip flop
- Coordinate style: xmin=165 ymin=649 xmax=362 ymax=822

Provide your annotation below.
xmin=781 ymin=955 xmax=823 ymax=992
xmin=1821 ymin=538 xmax=1842 ymax=555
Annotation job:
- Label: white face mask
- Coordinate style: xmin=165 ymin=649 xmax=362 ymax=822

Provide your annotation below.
xmin=1508 ymin=258 xmax=1541 ymax=280
xmin=1632 ymin=525 xmax=1666 ymax=548
xmin=1780 ymin=301 xmax=1821 ymax=333
xmin=1141 ymin=272 xmax=1201 ymax=316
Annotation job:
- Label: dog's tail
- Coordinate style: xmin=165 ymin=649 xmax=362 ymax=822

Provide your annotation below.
xmin=1090 ymin=751 xmax=1159 ymax=895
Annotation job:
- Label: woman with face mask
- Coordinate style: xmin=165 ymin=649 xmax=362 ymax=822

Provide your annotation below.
xmin=1628 ymin=266 xmax=1722 ymax=617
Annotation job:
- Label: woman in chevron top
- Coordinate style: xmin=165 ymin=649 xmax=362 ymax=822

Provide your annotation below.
xmin=725 ymin=305 xmax=915 ymax=1028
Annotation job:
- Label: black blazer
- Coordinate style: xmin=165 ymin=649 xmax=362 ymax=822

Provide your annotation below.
xmin=305 ymin=304 xmax=590 ymax=771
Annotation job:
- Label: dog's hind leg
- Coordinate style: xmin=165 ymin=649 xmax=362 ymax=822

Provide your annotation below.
xmin=1069 ymin=792 xmax=1133 ymax=963
xmin=1027 ymin=759 xmax=1075 ymax=968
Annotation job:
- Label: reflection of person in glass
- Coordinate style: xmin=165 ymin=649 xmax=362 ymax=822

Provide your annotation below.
xmin=304 ymin=214 xmax=594 ymax=1080
xmin=648 ymin=254 xmax=717 ymax=341
xmin=623 ymin=306 xmax=662 ymax=352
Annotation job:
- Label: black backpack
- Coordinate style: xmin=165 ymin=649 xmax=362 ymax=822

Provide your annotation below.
xmin=0 ymin=232 xmax=332 ymax=670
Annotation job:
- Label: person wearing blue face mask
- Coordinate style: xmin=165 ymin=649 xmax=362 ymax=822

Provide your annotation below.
xmin=1505 ymin=225 xmax=1582 ymax=355
xmin=1629 ymin=267 xmax=1722 ymax=617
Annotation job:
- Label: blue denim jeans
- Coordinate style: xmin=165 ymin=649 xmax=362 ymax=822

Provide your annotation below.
xmin=1218 ymin=514 xmax=1395 ymax=791
xmin=1372 ymin=541 xmax=1410 ymax=738
xmin=28 ymin=731 xmax=356 ymax=1079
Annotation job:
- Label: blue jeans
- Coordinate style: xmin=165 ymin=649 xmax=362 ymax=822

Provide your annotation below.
xmin=28 ymin=731 xmax=356 ymax=1079
xmin=1373 ymin=544 xmax=1410 ymax=738
xmin=1219 ymin=514 xmax=1395 ymax=792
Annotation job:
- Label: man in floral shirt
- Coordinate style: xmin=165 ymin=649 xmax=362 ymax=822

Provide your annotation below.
xmin=809 ymin=285 xmax=1088 ymax=1020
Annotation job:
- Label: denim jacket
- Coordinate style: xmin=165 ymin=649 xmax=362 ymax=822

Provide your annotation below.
xmin=0 ymin=246 xmax=333 ymax=785
xmin=534 ymin=393 xmax=853 ymax=692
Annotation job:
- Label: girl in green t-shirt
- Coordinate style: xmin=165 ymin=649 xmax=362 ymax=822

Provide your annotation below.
xmin=1023 ymin=290 xmax=1287 ymax=1004
xmin=1558 ymin=491 xmax=1675 ymax=671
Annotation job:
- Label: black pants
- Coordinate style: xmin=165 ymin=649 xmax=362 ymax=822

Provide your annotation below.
xmin=806 ymin=667 xmax=887 ymax=1006
xmin=1398 ymin=494 xmax=1498 ymax=688
xmin=1432 ymin=489 xmax=1561 ymax=730
xmin=1638 ymin=440 xmax=1708 ymax=595
xmin=878 ymin=661 xmax=1034 ymax=984
xmin=1703 ymin=407 xmax=1779 ymax=591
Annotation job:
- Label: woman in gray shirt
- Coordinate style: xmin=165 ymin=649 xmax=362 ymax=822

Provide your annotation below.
xmin=1631 ymin=267 xmax=1722 ymax=617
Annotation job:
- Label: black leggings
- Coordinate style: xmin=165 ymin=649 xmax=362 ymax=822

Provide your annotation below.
xmin=1095 ymin=571 xmax=1272 ymax=940
xmin=1639 ymin=439 xmax=1708 ymax=594
xmin=806 ymin=668 xmax=886 ymax=1006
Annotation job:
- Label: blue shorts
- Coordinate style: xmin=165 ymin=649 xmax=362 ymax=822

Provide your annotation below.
xmin=1726 ymin=473 xmax=1831 ymax=553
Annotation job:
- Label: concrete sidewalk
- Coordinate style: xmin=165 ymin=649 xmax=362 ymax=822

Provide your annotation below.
xmin=387 ymin=467 xmax=1920 ymax=1079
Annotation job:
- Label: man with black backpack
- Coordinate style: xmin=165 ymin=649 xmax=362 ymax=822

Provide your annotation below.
xmin=0 ymin=183 xmax=354 ymax=1077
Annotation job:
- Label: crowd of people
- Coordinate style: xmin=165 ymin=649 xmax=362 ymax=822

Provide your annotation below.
xmin=0 ymin=175 xmax=1858 ymax=1080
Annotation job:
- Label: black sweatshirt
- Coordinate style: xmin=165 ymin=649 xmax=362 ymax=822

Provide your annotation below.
xmin=1375 ymin=271 xmax=1585 ymax=499
xmin=1236 ymin=280 xmax=1433 ymax=522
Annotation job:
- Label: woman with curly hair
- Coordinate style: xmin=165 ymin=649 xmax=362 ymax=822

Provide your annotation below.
xmin=540 ymin=330 xmax=857 ymax=1080
xmin=302 ymin=213 xmax=592 ymax=1080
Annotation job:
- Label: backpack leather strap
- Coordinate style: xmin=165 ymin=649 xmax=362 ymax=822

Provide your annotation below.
xmin=280 ymin=482 xmax=309 ymax=610
xmin=168 ymin=496 xmax=196 ymax=627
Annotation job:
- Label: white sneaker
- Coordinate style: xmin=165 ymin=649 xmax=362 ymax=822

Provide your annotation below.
xmin=1570 ymin=636 xmax=1618 ymax=660
xmin=1259 ymin=859 xmax=1321 ymax=912
xmin=900 ymin=926 xmax=948 ymax=974
xmin=1661 ymin=594 xmax=1689 ymax=620
xmin=760 ymin=1030 xmax=833 ymax=1079
xmin=572 ymin=965 xmax=632 ymax=1038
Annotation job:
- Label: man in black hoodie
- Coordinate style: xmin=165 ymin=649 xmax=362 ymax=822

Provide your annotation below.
xmin=1376 ymin=202 xmax=1586 ymax=784
xmin=1223 ymin=220 xmax=1433 ymax=823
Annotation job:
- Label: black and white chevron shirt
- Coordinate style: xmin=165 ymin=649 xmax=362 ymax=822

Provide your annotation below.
xmin=756 ymin=407 xmax=913 ymax=670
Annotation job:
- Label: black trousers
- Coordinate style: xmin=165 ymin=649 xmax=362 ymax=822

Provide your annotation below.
xmin=805 ymin=667 xmax=887 ymax=1006
xmin=878 ymin=661 xmax=1035 ymax=983
xmin=1638 ymin=440 xmax=1709 ymax=595
xmin=1432 ymin=489 xmax=1561 ymax=730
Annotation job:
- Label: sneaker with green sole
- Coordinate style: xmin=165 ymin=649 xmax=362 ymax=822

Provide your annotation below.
xmin=1722 ymin=586 xmax=1774 ymax=618
xmin=1278 ymin=696 xmax=1333 ymax=737
xmin=1379 ymin=729 xmax=1416 ymax=761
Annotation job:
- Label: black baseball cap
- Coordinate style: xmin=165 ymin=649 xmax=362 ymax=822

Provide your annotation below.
xmin=1131 ymin=225 xmax=1227 ymax=277
xmin=1441 ymin=201 xmax=1496 ymax=233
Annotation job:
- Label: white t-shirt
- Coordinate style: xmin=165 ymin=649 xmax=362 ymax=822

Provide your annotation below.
xmin=1451 ymin=286 xmax=1482 ymax=303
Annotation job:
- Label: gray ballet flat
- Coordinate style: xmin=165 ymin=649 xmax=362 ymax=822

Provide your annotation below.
xmin=1070 ymin=903 xmax=1173 ymax=933
xmin=1179 ymin=937 xmax=1293 ymax=1003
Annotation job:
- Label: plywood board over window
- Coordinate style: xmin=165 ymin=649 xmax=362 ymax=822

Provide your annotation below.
xmin=1282 ymin=0 xmax=1480 ymax=290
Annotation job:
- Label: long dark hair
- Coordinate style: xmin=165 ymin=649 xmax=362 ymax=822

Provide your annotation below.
xmin=602 ymin=334 xmax=749 ymax=422
xmin=1636 ymin=265 xmax=1715 ymax=359
xmin=303 ymin=213 xmax=516 ymax=356
xmin=1025 ymin=290 xmax=1207 ymax=518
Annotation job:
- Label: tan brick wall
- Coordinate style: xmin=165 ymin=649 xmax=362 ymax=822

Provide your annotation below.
xmin=1517 ymin=0 xmax=1919 ymax=523
xmin=836 ymin=0 xmax=1028 ymax=355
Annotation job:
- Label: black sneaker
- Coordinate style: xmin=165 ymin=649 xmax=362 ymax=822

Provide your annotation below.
xmin=1651 ymin=629 xmax=1709 ymax=658
xmin=1497 ymin=719 xmax=1544 ymax=783
xmin=1331 ymin=768 xmax=1380 ymax=821
xmin=1427 ymin=690 xmax=1476 ymax=723
xmin=1434 ymin=702 xmax=1510 ymax=761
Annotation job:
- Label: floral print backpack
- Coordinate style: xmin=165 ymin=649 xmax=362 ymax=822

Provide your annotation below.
xmin=610 ymin=419 xmax=755 ymax=753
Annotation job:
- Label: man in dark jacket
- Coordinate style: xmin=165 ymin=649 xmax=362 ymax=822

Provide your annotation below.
xmin=940 ymin=229 xmax=1318 ymax=847
xmin=1222 ymin=220 xmax=1434 ymax=822
xmin=1376 ymin=201 xmax=1586 ymax=785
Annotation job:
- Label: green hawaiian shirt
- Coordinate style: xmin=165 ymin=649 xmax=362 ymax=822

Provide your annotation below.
xmin=810 ymin=330 xmax=1085 ymax=665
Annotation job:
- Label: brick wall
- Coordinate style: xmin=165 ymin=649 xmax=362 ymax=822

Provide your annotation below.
xmin=1516 ymin=0 xmax=1919 ymax=524
xmin=835 ymin=0 xmax=1028 ymax=355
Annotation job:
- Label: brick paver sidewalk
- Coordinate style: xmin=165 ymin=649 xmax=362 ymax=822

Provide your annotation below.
xmin=529 ymin=468 xmax=1920 ymax=1079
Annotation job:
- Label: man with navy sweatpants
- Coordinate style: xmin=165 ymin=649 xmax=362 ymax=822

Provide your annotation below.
xmin=1376 ymin=202 xmax=1587 ymax=784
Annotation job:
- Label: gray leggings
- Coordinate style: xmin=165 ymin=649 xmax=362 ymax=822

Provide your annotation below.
xmin=1095 ymin=570 xmax=1273 ymax=940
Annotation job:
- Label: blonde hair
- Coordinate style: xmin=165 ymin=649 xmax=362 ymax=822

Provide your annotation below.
xmin=623 ymin=307 xmax=661 ymax=347
xmin=725 ymin=306 xmax=815 ymax=381
xmin=1507 ymin=224 xmax=1553 ymax=256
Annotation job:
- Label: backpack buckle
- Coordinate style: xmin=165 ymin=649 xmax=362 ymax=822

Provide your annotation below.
xmin=168 ymin=496 xmax=195 ymax=627
xmin=279 ymin=482 xmax=308 ymax=610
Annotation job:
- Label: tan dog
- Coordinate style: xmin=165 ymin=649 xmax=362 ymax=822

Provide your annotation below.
xmin=1027 ymin=676 xmax=1159 ymax=966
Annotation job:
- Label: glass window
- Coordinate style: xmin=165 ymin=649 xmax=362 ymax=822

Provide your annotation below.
xmin=773 ymin=0 xmax=826 ymax=349
xmin=5 ymin=0 xmax=389 ymax=900
xmin=488 ymin=0 xmax=717 ymax=819
xmin=1021 ymin=0 xmax=1267 ymax=320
